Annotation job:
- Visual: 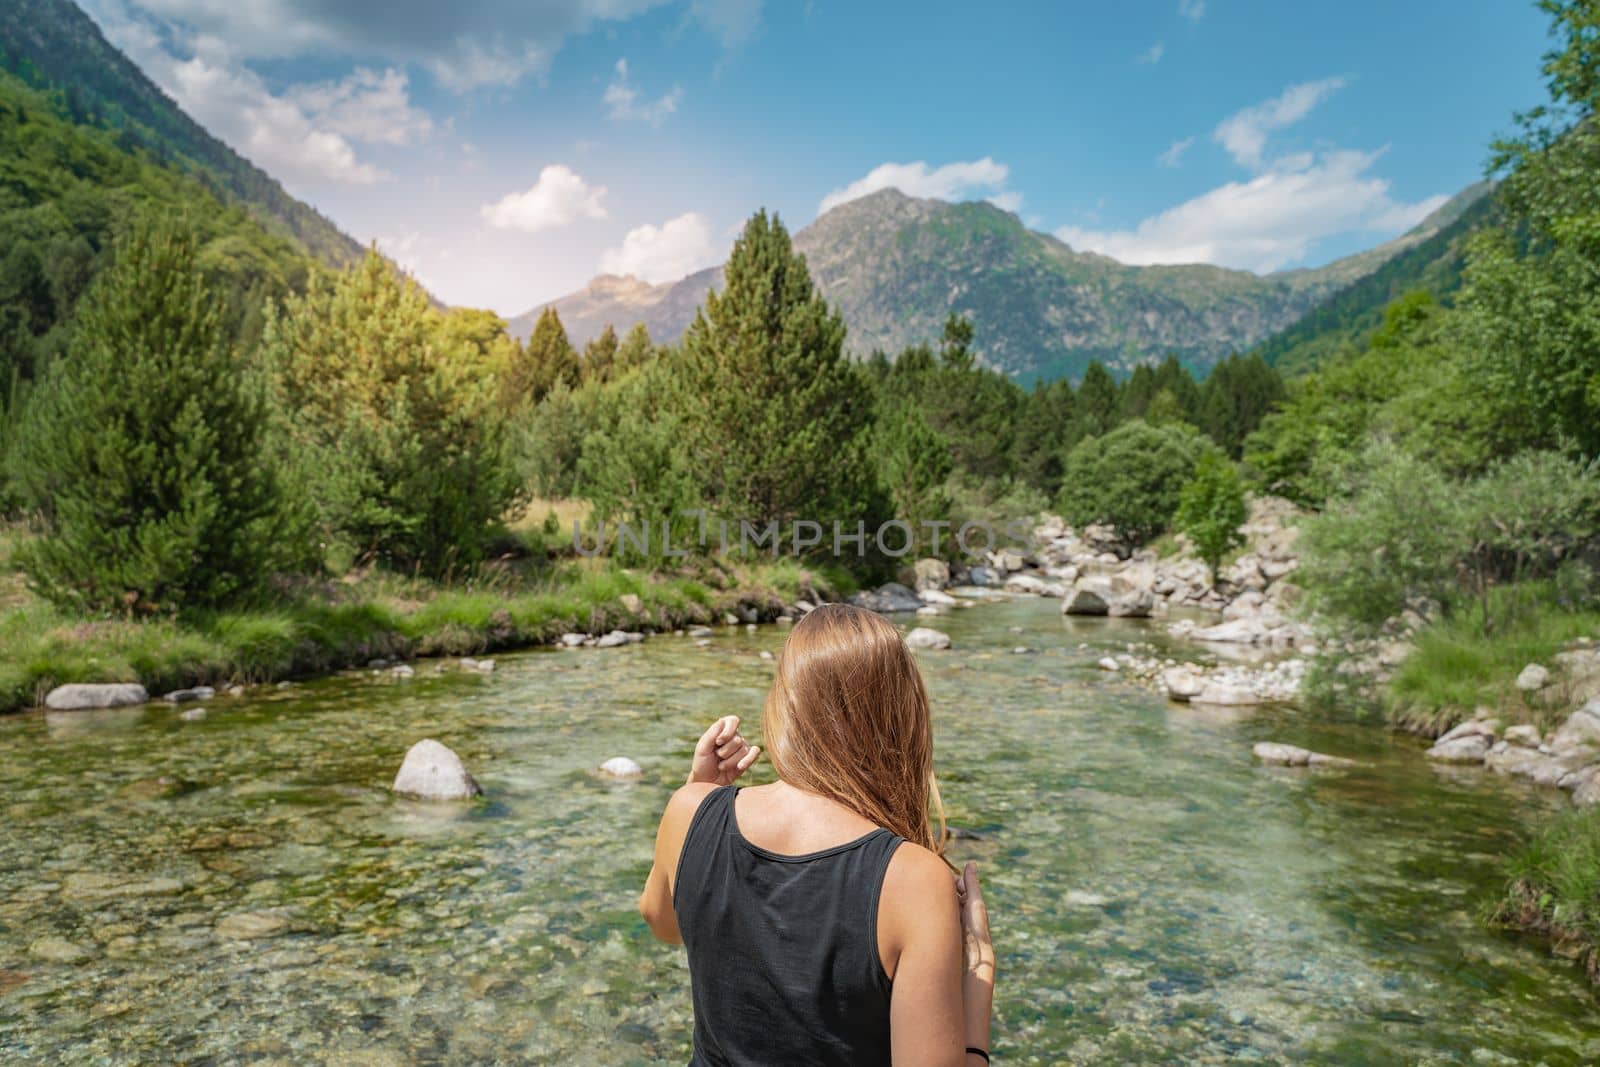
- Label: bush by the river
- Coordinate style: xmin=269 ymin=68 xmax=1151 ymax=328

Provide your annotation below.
xmin=6 ymin=219 xmax=289 ymax=614
xmin=1495 ymin=805 xmax=1600 ymax=980
xmin=1055 ymin=419 xmax=1216 ymax=546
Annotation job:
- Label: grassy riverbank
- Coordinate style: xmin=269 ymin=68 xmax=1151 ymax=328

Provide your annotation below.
xmin=0 ymin=527 xmax=839 ymax=714
xmin=1494 ymin=808 xmax=1600 ymax=983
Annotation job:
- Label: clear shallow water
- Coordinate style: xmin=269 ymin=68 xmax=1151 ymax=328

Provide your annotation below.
xmin=0 ymin=598 xmax=1595 ymax=1065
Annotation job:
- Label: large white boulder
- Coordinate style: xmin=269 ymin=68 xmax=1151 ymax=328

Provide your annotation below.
xmin=44 ymin=683 xmax=149 ymax=711
xmin=392 ymin=739 xmax=483 ymax=800
xmin=904 ymin=627 xmax=951 ymax=651
xmin=1515 ymin=663 xmax=1551 ymax=692
xmin=599 ymin=756 xmax=643 ymax=779
xmin=912 ymin=558 xmax=950 ymax=591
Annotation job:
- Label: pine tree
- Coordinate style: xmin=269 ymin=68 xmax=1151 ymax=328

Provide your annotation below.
xmin=1072 ymin=361 xmax=1121 ymax=443
xmin=9 ymin=219 xmax=286 ymax=613
xmin=1013 ymin=377 xmax=1076 ymax=495
xmin=674 ymin=210 xmax=874 ymax=533
xmin=510 ymin=308 xmax=579 ymax=405
xmin=614 ymin=322 xmax=657 ymax=375
xmin=581 ymin=324 xmax=620 ymax=383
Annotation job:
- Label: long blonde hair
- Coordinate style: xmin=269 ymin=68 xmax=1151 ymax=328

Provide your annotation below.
xmin=762 ymin=603 xmax=947 ymax=854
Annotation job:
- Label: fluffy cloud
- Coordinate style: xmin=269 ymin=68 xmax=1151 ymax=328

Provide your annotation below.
xmin=1137 ymin=41 xmax=1165 ymax=65
xmin=481 ymin=165 xmax=609 ymax=232
xmin=1214 ymin=77 xmax=1346 ymax=169
xmin=103 ymin=0 xmax=758 ymax=90
xmin=604 ymin=58 xmax=683 ymax=125
xmin=818 ymin=158 xmax=1017 ymax=214
xmin=1158 ymin=136 xmax=1195 ymax=168
xmin=93 ymin=10 xmax=423 ymax=186
xmin=599 ymin=213 xmax=719 ymax=282
xmin=1055 ymin=149 xmax=1446 ymax=273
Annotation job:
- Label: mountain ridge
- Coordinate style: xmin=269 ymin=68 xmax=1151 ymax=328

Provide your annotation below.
xmin=518 ymin=184 xmax=1489 ymax=384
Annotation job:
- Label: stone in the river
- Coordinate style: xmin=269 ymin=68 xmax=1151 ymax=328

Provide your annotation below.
xmin=44 ymin=683 xmax=148 ymax=711
xmin=759 ymin=650 xmax=775 ymax=661
xmin=1097 ymin=657 xmax=1120 ymax=672
xmin=912 ymin=557 xmax=950 ymax=592
xmin=1437 ymin=718 xmax=1498 ymax=744
xmin=178 ymin=707 xmax=207 ymax=722
xmin=391 ymin=664 xmax=414 ymax=678
xmin=904 ymin=627 xmax=951 ymax=651
xmin=1515 ymin=663 xmax=1551 ymax=692
xmin=1252 ymin=742 xmax=1358 ymax=768
xmin=915 ymin=605 xmax=944 ymax=617
xmin=474 ymin=659 xmax=496 ymax=672
xmin=967 ymin=566 xmax=1001 ymax=587
xmin=560 ymin=632 xmax=588 ymax=648
xmin=163 ymin=686 xmax=215 ymax=703
xmin=688 ymin=626 xmax=714 ymax=639
xmin=1425 ymin=734 xmax=1492 ymax=763
xmin=599 ymin=756 xmax=643 ymax=779
xmin=921 ymin=589 xmax=959 ymax=607
xmin=594 ymin=630 xmax=630 ymax=648
xmin=1502 ymin=723 xmax=1542 ymax=748
xmin=1162 ymin=667 xmax=1205 ymax=702
xmin=29 ymin=937 xmax=94 ymax=964
xmin=216 ymin=910 xmax=290 ymax=940
xmin=1193 ymin=683 xmax=1263 ymax=706
xmin=849 ymin=583 xmax=925 ymax=614
xmin=391 ymin=739 xmax=483 ymax=800
xmin=1003 ymin=574 xmax=1048 ymax=596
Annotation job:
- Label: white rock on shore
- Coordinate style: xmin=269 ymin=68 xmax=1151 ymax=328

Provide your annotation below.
xmin=45 ymin=683 xmax=149 ymax=711
xmin=392 ymin=739 xmax=483 ymax=800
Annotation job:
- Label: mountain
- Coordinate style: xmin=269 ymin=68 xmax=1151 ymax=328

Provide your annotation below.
xmin=518 ymin=185 xmax=1490 ymax=385
xmin=0 ymin=0 xmax=362 ymax=269
xmin=1250 ymin=182 xmax=1496 ymax=376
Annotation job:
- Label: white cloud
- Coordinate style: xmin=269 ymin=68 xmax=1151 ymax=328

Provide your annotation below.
xmin=286 ymin=67 xmax=431 ymax=145
xmin=1137 ymin=41 xmax=1165 ymax=65
xmin=1158 ymin=136 xmax=1195 ymax=168
xmin=604 ymin=58 xmax=683 ymax=125
xmin=818 ymin=158 xmax=1014 ymax=214
xmin=1178 ymin=0 xmax=1205 ymax=22
xmin=481 ymin=165 xmax=610 ymax=232
xmin=599 ymin=212 xmax=719 ymax=283
xmin=1054 ymin=149 xmax=1447 ymax=273
xmin=1214 ymin=77 xmax=1346 ymax=169
xmin=103 ymin=0 xmax=758 ymax=91
xmin=93 ymin=12 xmax=404 ymax=187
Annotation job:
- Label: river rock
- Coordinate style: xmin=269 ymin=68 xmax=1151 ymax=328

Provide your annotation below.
xmin=1515 ymin=663 xmax=1551 ymax=692
xmin=560 ymin=633 xmax=588 ymax=648
xmin=912 ymin=558 xmax=950 ymax=591
xmin=688 ymin=626 xmax=714 ymax=638
xmin=920 ymin=589 xmax=958 ymax=607
xmin=1551 ymin=700 xmax=1600 ymax=753
xmin=849 ymin=583 xmax=924 ymax=614
xmin=1252 ymin=742 xmax=1358 ymax=768
xmin=1503 ymin=723 xmax=1542 ymax=748
xmin=598 ymin=756 xmax=643 ymax=779
xmin=1437 ymin=718 xmax=1499 ymax=744
xmin=966 ymin=566 xmax=1001 ymax=588
xmin=595 ymin=630 xmax=643 ymax=648
xmin=44 ymin=683 xmax=149 ymax=711
xmin=1162 ymin=668 xmax=1205 ymax=702
xmin=1426 ymin=734 xmax=1493 ymax=763
xmin=1194 ymin=683 xmax=1263 ymax=706
xmin=30 ymin=937 xmax=94 ymax=964
xmin=163 ymin=686 xmax=215 ymax=703
xmin=391 ymin=739 xmax=483 ymax=800
xmin=904 ymin=627 xmax=951 ymax=651
xmin=216 ymin=910 xmax=290 ymax=940
xmin=1574 ymin=773 xmax=1600 ymax=806
xmin=1097 ymin=657 xmax=1120 ymax=672
xmin=1003 ymin=574 xmax=1048 ymax=596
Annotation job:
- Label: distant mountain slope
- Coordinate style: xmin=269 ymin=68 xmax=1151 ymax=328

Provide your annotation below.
xmin=0 ymin=0 xmax=363 ymax=269
xmin=1251 ymin=182 xmax=1496 ymax=376
xmin=517 ymin=185 xmax=1487 ymax=385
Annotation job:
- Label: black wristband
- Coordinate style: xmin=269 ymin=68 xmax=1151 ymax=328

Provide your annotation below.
xmin=966 ymin=1049 xmax=990 ymax=1063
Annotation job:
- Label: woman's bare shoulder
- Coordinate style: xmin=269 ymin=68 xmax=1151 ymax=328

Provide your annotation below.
xmin=882 ymin=842 xmax=958 ymax=912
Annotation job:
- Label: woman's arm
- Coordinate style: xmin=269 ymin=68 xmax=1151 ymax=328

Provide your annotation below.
xmin=883 ymin=849 xmax=996 ymax=1066
xmin=639 ymin=716 xmax=762 ymax=943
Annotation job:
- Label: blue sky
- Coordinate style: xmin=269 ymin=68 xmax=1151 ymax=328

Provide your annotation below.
xmin=82 ymin=0 xmax=1553 ymax=316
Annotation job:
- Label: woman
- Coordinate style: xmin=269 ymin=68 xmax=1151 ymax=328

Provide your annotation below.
xmin=639 ymin=603 xmax=996 ymax=1065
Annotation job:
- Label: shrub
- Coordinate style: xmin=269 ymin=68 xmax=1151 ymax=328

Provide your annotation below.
xmin=1174 ymin=452 xmax=1249 ymax=580
xmin=1055 ymin=420 xmax=1213 ymax=545
xmin=7 ymin=219 xmax=288 ymax=614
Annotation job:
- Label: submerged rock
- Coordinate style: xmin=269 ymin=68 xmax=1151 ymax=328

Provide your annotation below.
xmin=1252 ymin=742 xmax=1359 ymax=768
xmin=904 ymin=627 xmax=951 ymax=651
xmin=163 ymin=686 xmax=215 ymax=704
xmin=44 ymin=683 xmax=148 ymax=711
xmin=1426 ymin=734 xmax=1493 ymax=763
xmin=216 ymin=910 xmax=291 ymax=940
xmin=599 ymin=756 xmax=643 ymax=779
xmin=1161 ymin=667 xmax=1205 ymax=702
xmin=29 ymin=937 xmax=94 ymax=964
xmin=560 ymin=633 xmax=588 ymax=648
xmin=1097 ymin=657 xmax=1120 ymax=672
xmin=1193 ymin=683 xmax=1263 ymax=706
xmin=392 ymin=739 xmax=483 ymax=800
xmin=849 ymin=583 xmax=925 ymax=614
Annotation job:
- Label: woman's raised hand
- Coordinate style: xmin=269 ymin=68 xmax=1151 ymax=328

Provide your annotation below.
xmin=687 ymin=715 xmax=762 ymax=786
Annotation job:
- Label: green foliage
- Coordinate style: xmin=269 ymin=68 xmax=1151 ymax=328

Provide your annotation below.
xmin=1072 ymin=361 xmax=1120 ymax=442
xmin=673 ymin=210 xmax=877 ymax=532
xmin=1056 ymin=419 xmax=1214 ymax=545
xmin=1496 ymin=805 xmax=1600 ymax=958
xmin=1175 ymin=452 xmax=1249 ymax=578
xmin=871 ymin=394 xmax=954 ymax=554
xmin=7 ymin=219 xmax=287 ymax=613
xmin=580 ymin=324 xmax=620 ymax=383
xmin=1197 ymin=353 xmax=1286 ymax=457
xmin=1296 ymin=443 xmax=1600 ymax=633
xmin=265 ymin=250 xmax=526 ymax=577
xmin=510 ymin=308 xmax=580 ymax=405
xmin=1012 ymin=377 xmax=1075 ymax=495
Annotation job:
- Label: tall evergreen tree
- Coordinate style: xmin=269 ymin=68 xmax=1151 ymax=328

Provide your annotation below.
xmin=9 ymin=219 xmax=286 ymax=613
xmin=581 ymin=324 xmax=620 ymax=382
xmin=1014 ymin=377 xmax=1076 ymax=495
xmin=511 ymin=308 xmax=579 ymax=405
xmin=1199 ymin=353 xmax=1286 ymax=457
xmin=674 ymin=210 xmax=875 ymax=533
xmin=1072 ymin=360 xmax=1121 ymax=442
xmin=614 ymin=322 xmax=657 ymax=374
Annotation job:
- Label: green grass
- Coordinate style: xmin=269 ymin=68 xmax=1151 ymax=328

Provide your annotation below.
xmin=0 ymin=555 xmax=833 ymax=714
xmin=1385 ymin=582 xmax=1600 ymax=735
xmin=1493 ymin=807 xmax=1600 ymax=983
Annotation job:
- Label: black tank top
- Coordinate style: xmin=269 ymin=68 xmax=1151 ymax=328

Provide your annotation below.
xmin=672 ymin=785 xmax=906 ymax=1066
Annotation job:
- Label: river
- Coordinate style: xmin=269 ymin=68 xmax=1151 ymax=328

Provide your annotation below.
xmin=1 ymin=597 xmax=1595 ymax=1064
